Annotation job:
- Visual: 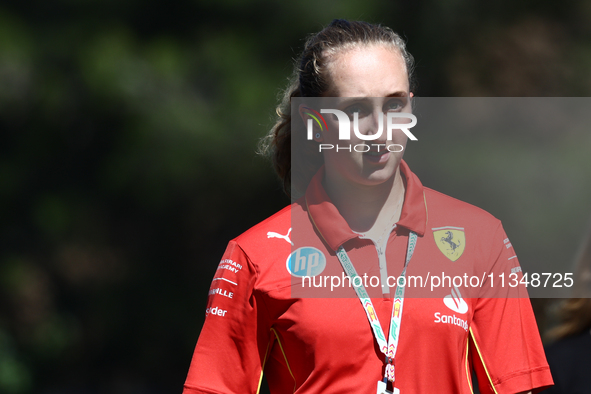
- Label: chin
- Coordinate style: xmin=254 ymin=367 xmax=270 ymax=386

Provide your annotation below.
xmin=361 ymin=162 xmax=401 ymax=184
xmin=357 ymin=170 xmax=398 ymax=186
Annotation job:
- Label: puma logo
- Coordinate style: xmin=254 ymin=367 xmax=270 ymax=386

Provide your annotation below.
xmin=267 ymin=228 xmax=293 ymax=245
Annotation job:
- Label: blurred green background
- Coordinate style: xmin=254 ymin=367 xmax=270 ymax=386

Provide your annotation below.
xmin=1 ymin=1 xmax=591 ymax=393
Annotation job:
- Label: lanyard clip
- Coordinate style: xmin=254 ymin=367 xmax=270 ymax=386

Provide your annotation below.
xmin=385 ymin=358 xmax=395 ymax=382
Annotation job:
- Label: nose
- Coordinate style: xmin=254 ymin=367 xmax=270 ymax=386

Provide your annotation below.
xmin=353 ymin=109 xmax=386 ymax=141
xmin=368 ymin=109 xmax=387 ymax=142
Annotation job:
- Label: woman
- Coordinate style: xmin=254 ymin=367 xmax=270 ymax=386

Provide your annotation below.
xmin=183 ymin=20 xmax=552 ymax=394
xmin=544 ymin=217 xmax=591 ymax=394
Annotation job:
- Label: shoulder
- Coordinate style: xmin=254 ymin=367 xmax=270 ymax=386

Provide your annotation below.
xmin=546 ymin=331 xmax=591 ymax=359
xmin=423 ymin=186 xmax=501 ymax=232
xmin=233 ymin=204 xmax=293 ymax=247
xmin=545 ymin=332 xmax=591 ymax=391
xmin=227 ymin=202 xmax=312 ymax=289
xmin=230 ymin=202 xmax=307 ymax=270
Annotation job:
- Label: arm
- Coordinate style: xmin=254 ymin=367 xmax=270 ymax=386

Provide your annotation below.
xmin=470 ymin=224 xmax=553 ymax=394
xmin=183 ymin=241 xmax=272 ymax=394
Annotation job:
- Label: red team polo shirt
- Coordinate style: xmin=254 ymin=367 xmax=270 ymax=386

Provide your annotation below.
xmin=183 ymin=161 xmax=553 ymax=394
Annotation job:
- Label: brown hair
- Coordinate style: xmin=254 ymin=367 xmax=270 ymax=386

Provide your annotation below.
xmin=547 ymin=298 xmax=591 ymax=341
xmin=259 ymin=19 xmax=415 ymax=198
xmin=546 ymin=216 xmax=591 ymax=341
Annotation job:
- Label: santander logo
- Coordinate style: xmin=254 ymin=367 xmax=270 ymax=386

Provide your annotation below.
xmin=443 ymin=286 xmax=468 ymax=314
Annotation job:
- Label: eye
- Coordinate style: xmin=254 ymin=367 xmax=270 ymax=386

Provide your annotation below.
xmin=385 ymin=99 xmax=404 ymax=112
xmin=344 ymin=104 xmax=368 ymax=119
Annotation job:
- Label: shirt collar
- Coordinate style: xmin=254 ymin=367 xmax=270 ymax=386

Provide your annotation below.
xmin=304 ymin=160 xmax=427 ymax=251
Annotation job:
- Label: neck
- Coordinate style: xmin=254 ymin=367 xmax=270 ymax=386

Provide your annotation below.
xmin=323 ymin=169 xmax=406 ymax=239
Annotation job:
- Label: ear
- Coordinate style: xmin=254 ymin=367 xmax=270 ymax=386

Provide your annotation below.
xmin=298 ymin=103 xmax=324 ymax=142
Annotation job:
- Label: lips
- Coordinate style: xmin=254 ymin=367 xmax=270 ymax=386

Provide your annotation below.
xmin=364 ymin=150 xmax=389 ymax=163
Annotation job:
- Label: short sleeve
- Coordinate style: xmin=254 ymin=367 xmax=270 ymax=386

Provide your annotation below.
xmin=470 ymin=223 xmax=553 ymax=394
xmin=183 ymin=241 xmax=273 ymax=394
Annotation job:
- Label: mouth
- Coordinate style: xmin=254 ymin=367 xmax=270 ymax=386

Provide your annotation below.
xmin=364 ymin=149 xmax=390 ymax=163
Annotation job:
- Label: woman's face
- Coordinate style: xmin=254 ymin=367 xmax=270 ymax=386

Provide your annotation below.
xmin=319 ymin=45 xmax=412 ymax=189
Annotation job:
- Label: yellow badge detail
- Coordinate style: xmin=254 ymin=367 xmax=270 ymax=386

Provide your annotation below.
xmin=433 ymin=227 xmax=465 ymax=262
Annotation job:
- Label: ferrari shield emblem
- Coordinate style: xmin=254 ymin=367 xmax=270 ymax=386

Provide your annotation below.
xmin=433 ymin=227 xmax=465 ymax=262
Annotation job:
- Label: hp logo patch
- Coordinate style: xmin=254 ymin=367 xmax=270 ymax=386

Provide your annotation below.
xmin=286 ymin=247 xmax=326 ymax=277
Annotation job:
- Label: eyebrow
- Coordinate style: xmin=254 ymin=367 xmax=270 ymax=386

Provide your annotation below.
xmin=386 ymin=91 xmax=409 ymax=98
xmin=333 ymin=93 xmax=409 ymax=106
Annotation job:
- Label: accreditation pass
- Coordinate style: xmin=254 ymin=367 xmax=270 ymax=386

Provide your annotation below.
xmin=377 ymin=381 xmax=400 ymax=394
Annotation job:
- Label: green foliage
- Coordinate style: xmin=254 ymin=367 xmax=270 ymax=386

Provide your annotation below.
xmin=0 ymin=0 xmax=590 ymax=392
